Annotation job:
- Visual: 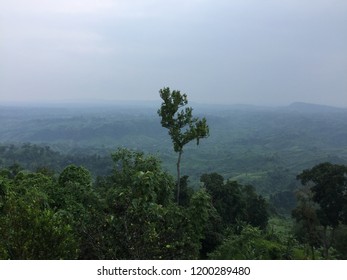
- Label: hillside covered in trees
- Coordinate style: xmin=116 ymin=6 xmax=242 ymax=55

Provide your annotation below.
xmin=1 ymin=97 xmax=347 ymax=259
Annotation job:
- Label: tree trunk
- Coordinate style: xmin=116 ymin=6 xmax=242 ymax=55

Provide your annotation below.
xmin=322 ymin=226 xmax=329 ymax=259
xmin=176 ymin=151 xmax=182 ymax=204
xmin=310 ymin=245 xmax=315 ymax=260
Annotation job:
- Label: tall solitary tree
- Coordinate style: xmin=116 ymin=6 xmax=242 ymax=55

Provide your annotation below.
xmin=157 ymin=87 xmax=209 ymax=203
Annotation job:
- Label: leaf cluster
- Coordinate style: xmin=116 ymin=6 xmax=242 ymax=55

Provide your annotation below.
xmin=157 ymin=87 xmax=209 ymax=152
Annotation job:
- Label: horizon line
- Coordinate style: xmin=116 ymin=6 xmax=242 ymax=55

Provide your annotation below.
xmin=1 ymin=99 xmax=347 ymax=110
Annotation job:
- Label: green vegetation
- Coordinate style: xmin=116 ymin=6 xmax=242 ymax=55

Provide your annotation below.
xmin=293 ymin=163 xmax=347 ymax=259
xmin=0 ymin=98 xmax=347 ymax=259
xmin=157 ymin=87 xmax=209 ymax=203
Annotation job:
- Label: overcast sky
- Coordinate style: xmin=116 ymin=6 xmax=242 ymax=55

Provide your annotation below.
xmin=1 ymin=0 xmax=346 ymax=106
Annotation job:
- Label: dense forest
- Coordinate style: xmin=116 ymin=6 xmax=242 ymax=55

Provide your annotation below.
xmin=1 ymin=95 xmax=347 ymax=259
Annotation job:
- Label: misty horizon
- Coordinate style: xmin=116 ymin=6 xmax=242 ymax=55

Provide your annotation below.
xmin=1 ymin=98 xmax=347 ymax=111
xmin=1 ymin=1 xmax=347 ymax=107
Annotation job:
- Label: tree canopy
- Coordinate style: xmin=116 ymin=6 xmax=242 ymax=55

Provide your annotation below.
xmin=294 ymin=162 xmax=347 ymax=258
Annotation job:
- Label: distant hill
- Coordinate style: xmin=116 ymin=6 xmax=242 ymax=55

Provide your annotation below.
xmin=286 ymin=102 xmax=347 ymax=113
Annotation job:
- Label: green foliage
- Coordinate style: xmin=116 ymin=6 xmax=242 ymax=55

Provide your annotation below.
xmin=0 ymin=143 xmax=113 ymax=178
xmin=334 ymin=225 xmax=347 ymax=259
xmin=59 ymin=165 xmax=92 ymax=188
xmin=201 ymin=173 xmax=269 ymax=229
xmin=293 ymin=162 xmax=347 ymax=259
xmin=209 ymin=225 xmax=289 ymax=260
xmin=100 ymin=148 xmax=212 ymax=259
xmin=56 ymin=165 xmax=104 ymax=259
xmin=1 ymin=149 xmax=344 ymax=259
xmin=199 ymin=173 xmax=270 ymax=258
xmin=291 ymin=187 xmax=321 ymax=259
xmin=0 ymin=172 xmax=78 ymax=259
xmin=242 ymin=185 xmax=269 ymax=230
xmin=176 ymin=175 xmax=194 ymax=207
xmin=157 ymin=87 xmax=209 ymax=153
xmin=110 ymin=148 xmax=174 ymax=206
xmin=297 ymin=162 xmax=347 ymax=228
xmin=0 ymin=148 xmax=217 ymax=260
xmin=270 ymin=190 xmax=297 ymax=216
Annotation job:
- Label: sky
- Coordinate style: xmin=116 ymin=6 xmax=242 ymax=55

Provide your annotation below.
xmin=0 ymin=0 xmax=347 ymax=106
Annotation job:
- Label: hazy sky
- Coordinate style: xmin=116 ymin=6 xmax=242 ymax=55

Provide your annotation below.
xmin=1 ymin=0 xmax=347 ymax=106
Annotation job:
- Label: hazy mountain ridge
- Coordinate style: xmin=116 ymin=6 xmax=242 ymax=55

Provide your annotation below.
xmin=285 ymin=102 xmax=347 ymax=113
